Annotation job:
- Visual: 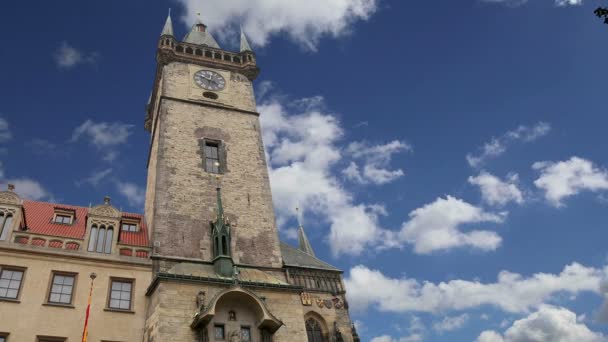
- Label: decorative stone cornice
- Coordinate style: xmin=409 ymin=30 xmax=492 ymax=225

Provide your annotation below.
xmin=89 ymin=196 xmax=121 ymax=219
xmin=0 ymin=191 xmax=21 ymax=206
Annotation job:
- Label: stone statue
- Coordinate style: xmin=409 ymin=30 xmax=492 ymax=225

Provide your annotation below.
xmin=228 ymin=330 xmax=240 ymax=342
xmin=196 ymin=290 xmax=206 ymax=311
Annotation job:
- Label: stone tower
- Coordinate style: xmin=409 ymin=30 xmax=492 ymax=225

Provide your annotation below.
xmin=143 ymin=12 xmax=359 ymax=342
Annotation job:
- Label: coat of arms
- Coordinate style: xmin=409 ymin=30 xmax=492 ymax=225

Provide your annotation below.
xmin=301 ymin=292 xmax=312 ymax=306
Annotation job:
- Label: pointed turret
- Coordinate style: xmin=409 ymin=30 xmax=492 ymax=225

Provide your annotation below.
xmin=240 ymin=27 xmax=253 ymax=52
xmin=296 ymin=208 xmax=315 ymax=256
xmin=161 ymin=9 xmax=174 ymax=36
xmin=183 ymin=17 xmax=220 ymax=49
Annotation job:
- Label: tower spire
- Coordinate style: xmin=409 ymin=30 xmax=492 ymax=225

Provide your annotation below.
xmin=161 ymin=9 xmax=174 ymax=36
xmin=240 ymin=27 xmax=253 ymax=52
xmin=296 ymin=207 xmax=315 ymax=257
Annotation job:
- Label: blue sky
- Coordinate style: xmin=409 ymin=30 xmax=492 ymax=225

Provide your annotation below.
xmin=2 ymin=0 xmax=608 ymax=341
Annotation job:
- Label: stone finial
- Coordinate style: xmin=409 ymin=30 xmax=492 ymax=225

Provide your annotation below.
xmin=7 ymin=184 xmax=14 ymax=191
xmin=103 ymin=196 xmax=111 ymax=205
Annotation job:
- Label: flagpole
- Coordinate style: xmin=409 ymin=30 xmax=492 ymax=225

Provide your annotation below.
xmin=82 ymin=272 xmax=97 ymax=342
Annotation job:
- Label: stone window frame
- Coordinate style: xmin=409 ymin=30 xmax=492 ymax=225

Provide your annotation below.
xmin=52 ymin=208 xmax=75 ymax=225
xmin=214 ymin=324 xmax=226 ymax=340
xmin=87 ymin=224 xmax=115 ymax=254
xmin=120 ymin=218 xmax=140 ymax=233
xmin=105 ymin=277 xmax=135 ymax=313
xmin=45 ymin=271 xmax=78 ymax=307
xmin=0 ymin=265 xmax=26 ymax=302
xmin=36 ymin=336 xmax=66 ymax=342
xmin=199 ymin=138 xmax=228 ymax=175
xmin=0 ymin=332 xmax=8 ymax=342
xmin=240 ymin=326 xmax=252 ymax=342
xmin=0 ymin=208 xmax=16 ymax=241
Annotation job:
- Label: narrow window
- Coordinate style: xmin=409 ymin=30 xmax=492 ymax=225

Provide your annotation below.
xmin=0 ymin=268 xmax=24 ymax=299
xmin=214 ymin=325 xmax=225 ymax=340
xmin=222 ymin=236 xmax=229 ymax=255
xmin=108 ymin=279 xmax=133 ymax=310
xmin=204 ymin=141 xmax=221 ymax=174
xmin=241 ymin=327 xmax=251 ymax=342
xmin=48 ymin=273 xmax=75 ymax=304
xmin=88 ymin=225 xmax=98 ymax=252
xmin=306 ymin=318 xmax=325 ymax=342
xmin=96 ymin=227 xmax=106 ymax=253
xmin=104 ymin=227 xmax=114 ymax=254
xmin=0 ymin=214 xmax=12 ymax=241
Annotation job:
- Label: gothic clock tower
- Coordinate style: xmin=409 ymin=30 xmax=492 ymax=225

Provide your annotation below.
xmin=143 ymin=12 xmax=359 ymax=342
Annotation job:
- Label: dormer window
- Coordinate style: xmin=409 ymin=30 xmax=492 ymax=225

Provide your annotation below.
xmin=54 ymin=215 xmax=72 ymax=225
xmin=121 ymin=219 xmax=139 ymax=232
xmin=52 ymin=209 xmax=74 ymax=225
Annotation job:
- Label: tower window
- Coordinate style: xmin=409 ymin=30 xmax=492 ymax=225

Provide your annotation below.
xmin=241 ymin=327 xmax=251 ymax=341
xmin=214 ymin=325 xmax=225 ymax=340
xmin=204 ymin=141 xmax=221 ymax=174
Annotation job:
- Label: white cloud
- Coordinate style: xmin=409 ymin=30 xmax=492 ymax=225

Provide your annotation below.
xmin=76 ymin=169 xmax=113 ymax=187
xmin=398 ymin=196 xmax=505 ymax=254
xmin=0 ymin=117 xmax=12 ymax=142
xmin=115 ymin=181 xmax=145 ymax=208
xmin=481 ymin=0 xmax=581 ymax=8
xmin=53 ymin=41 xmax=98 ymax=68
xmin=343 ymin=140 xmax=410 ymax=185
xmin=9 ymin=178 xmax=53 ymax=201
xmin=476 ymin=305 xmax=605 ymax=342
xmin=467 ymin=122 xmax=550 ymax=168
xmin=371 ymin=335 xmax=423 ymax=342
xmin=469 ymin=172 xmax=524 ymax=206
xmin=344 ymin=262 xmax=603 ymax=314
xmin=71 ymin=120 xmax=133 ymax=147
xmin=433 ymin=314 xmax=469 ymax=333
xmin=533 ymin=157 xmax=608 ymax=207
xmin=555 ymin=0 xmax=583 ymax=5
xmin=175 ymin=0 xmax=378 ymax=50
xmin=260 ymin=95 xmax=396 ymax=256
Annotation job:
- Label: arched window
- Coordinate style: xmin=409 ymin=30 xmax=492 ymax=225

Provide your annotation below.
xmin=306 ymin=318 xmax=325 ymax=342
xmin=0 ymin=213 xmax=12 ymax=241
xmin=88 ymin=224 xmax=113 ymax=254
xmin=221 ymin=236 xmax=227 ymax=255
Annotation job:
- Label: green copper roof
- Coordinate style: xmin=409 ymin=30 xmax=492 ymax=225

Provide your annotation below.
xmin=160 ymin=11 xmax=174 ymax=36
xmin=183 ymin=22 xmax=220 ymax=49
xmin=297 ymin=225 xmax=316 ymax=257
xmin=240 ymin=28 xmax=253 ymax=52
xmin=280 ymin=242 xmax=340 ymax=271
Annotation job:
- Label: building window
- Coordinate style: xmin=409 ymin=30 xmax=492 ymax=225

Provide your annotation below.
xmin=306 ymin=318 xmax=325 ymax=342
xmin=214 ymin=325 xmax=225 ymax=340
xmin=48 ymin=273 xmax=75 ymax=304
xmin=88 ymin=225 xmax=114 ymax=254
xmin=204 ymin=141 xmax=221 ymax=174
xmin=53 ymin=214 xmax=72 ymax=225
xmin=0 ymin=213 xmax=13 ymax=241
xmin=108 ymin=279 xmax=133 ymax=311
xmin=0 ymin=333 xmax=7 ymax=342
xmin=241 ymin=327 xmax=251 ymax=342
xmin=121 ymin=222 xmax=138 ymax=232
xmin=37 ymin=336 xmax=66 ymax=342
xmin=0 ymin=268 xmax=24 ymax=299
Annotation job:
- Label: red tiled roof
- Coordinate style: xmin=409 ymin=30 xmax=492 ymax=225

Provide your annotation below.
xmin=22 ymin=201 xmax=150 ymax=248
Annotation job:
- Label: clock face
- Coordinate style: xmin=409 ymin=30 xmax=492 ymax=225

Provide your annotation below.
xmin=194 ymin=70 xmax=226 ymax=91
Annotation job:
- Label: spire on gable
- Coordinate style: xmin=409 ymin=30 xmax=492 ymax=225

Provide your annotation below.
xmin=240 ymin=27 xmax=253 ymax=53
xmin=161 ymin=9 xmax=174 ymax=37
xmin=296 ymin=207 xmax=315 ymax=257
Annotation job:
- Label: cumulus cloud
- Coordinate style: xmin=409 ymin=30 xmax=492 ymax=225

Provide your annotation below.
xmin=467 ymin=122 xmax=550 ymax=168
xmin=398 ymin=196 xmax=505 ymax=254
xmin=175 ymin=0 xmax=378 ymax=50
xmin=533 ymin=157 xmax=608 ymax=207
xmin=480 ymin=0 xmax=581 ymax=7
xmin=476 ymin=305 xmax=605 ymax=342
xmin=9 ymin=178 xmax=53 ymax=201
xmin=433 ymin=314 xmax=469 ymax=333
xmin=53 ymin=41 xmax=98 ymax=68
xmin=115 ymin=181 xmax=146 ymax=208
xmin=343 ymin=140 xmax=410 ymax=185
xmin=344 ymin=262 xmax=603 ymax=314
xmin=260 ymin=95 xmax=392 ymax=255
xmin=370 ymin=335 xmax=423 ymax=342
xmin=71 ymin=119 xmax=134 ymax=162
xmin=469 ymin=172 xmax=524 ymax=206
